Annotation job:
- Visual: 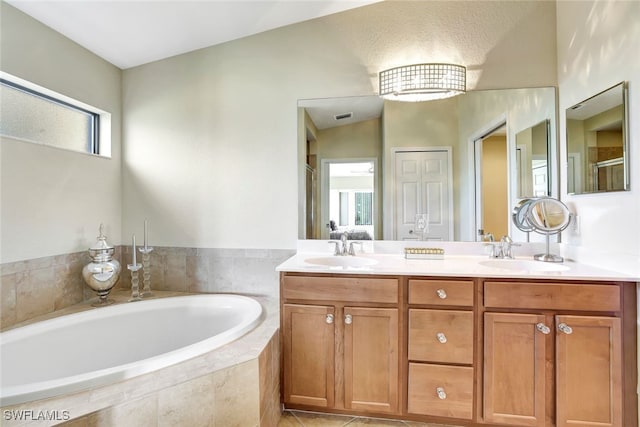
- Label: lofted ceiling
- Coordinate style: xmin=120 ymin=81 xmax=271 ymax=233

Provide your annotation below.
xmin=6 ymin=0 xmax=382 ymax=70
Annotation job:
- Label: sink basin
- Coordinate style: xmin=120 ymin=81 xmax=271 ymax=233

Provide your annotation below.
xmin=304 ymin=256 xmax=378 ymax=268
xmin=479 ymin=259 xmax=570 ymax=272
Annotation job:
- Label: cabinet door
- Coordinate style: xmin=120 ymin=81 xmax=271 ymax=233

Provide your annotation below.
xmin=556 ymin=315 xmax=622 ymax=427
xmin=484 ymin=312 xmax=547 ymax=427
xmin=343 ymin=307 xmax=399 ymax=414
xmin=282 ymin=304 xmax=335 ymax=408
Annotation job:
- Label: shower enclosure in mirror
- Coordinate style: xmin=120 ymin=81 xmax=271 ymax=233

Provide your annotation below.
xmin=566 ymin=82 xmax=629 ymax=194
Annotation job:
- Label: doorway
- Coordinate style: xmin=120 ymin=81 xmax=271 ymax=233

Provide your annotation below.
xmin=474 ymin=123 xmax=508 ymax=241
xmin=320 ymin=159 xmax=377 ymax=240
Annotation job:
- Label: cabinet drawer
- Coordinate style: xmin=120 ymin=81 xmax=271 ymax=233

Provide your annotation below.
xmin=283 ymin=275 xmax=398 ymax=304
xmin=408 ymin=363 xmax=473 ymax=419
xmin=408 ymin=309 xmax=474 ymax=364
xmin=484 ymin=281 xmax=620 ymax=312
xmin=409 ymin=279 xmax=473 ymax=307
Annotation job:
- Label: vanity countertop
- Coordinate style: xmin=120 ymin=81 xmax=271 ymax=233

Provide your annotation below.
xmin=277 ymin=250 xmax=639 ymax=282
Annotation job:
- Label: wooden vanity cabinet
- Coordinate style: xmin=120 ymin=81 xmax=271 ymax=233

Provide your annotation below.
xmin=482 ymin=280 xmax=631 ymax=427
xmin=281 ymin=274 xmax=401 ymax=415
xmin=407 ymin=279 xmax=475 ymax=421
xmin=280 ymin=272 xmax=637 ymax=427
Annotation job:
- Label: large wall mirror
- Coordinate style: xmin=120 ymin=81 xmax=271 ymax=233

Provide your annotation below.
xmin=298 ymin=87 xmax=558 ymax=242
xmin=566 ymin=82 xmax=629 ymax=194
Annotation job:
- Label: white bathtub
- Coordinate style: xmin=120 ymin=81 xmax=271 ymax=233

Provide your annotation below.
xmin=0 ymin=294 xmax=263 ymax=407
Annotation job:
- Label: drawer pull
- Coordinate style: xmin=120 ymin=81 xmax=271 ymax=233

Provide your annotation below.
xmin=436 ymin=289 xmax=447 ymax=299
xmin=326 ymin=314 xmax=334 ymax=324
xmin=536 ymin=323 xmax=551 ymax=335
xmin=557 ymin=323 xmax=573 ymax=334
xmin=344 ymin=314 xmax=353 ymax=325
xmin=436 ymin=387 xmax=447 ymax=400
xmin=436 ymin=332 xmax=447 ymax=344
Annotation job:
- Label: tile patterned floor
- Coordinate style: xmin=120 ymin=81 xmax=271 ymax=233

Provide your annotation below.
xmin=277 ymin=410 xmax=461 ymax=427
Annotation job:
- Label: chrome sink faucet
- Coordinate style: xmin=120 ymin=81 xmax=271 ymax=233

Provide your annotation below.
xmin=500 ymin=235 xmax=517 ymax=259
xmin=487 ymin=235 xmax=520 ymax=259
xmin=329 ymin=232 xmax=362 ymax=256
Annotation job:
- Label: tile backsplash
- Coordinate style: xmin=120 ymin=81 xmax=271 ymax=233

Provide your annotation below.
xmin=0 ymin=246 xmax=293 ymax=330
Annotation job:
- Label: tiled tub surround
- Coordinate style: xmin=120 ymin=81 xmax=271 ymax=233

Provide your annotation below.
xmin=0 ymin=250 xmax=98 ymax=330
xmin=0 ymin=247 xmax=293 ymax=330
xmin=0 ymin=290 xmax=281 ymax=427
xmin=117 ymin=247 xmax=293 ymax=297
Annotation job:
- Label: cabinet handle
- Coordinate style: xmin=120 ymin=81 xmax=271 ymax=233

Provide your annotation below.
xmin=436 ymin=289 xmax=447 ymax=299
xmin=436 ymin=387 xmax=447 ymax=400
xmin=436 ymin=332 xmax=447 ymax=344
xmin=326 ymin=314 xmax=334 ymax=324
xmin=557 ymin=323 xmax=573 ymax=334
xmin=536 ymin=323 xmax=551 ymax=334
xmin=344 ymin=314 xmax=353 ymax=325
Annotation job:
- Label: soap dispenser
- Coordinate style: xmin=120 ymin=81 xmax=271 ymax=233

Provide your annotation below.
xmin=82 ymin=224 xmax=121 ymax=306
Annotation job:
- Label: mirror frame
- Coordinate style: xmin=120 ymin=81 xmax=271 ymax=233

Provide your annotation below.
xmin=566 ymin=81 xmax=629 ymax=195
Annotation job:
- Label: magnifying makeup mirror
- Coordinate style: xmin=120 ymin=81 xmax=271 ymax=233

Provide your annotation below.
xmin=513 ymin=197 xmax=572 ymax=262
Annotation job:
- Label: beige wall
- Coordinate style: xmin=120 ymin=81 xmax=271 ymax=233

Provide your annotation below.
xmin=122 ymin=1 xmax=558 ymax=250
xmin=0 ymin=3 xmax=122 ymax=263
xmin=557 ymin=0 xmax=640 ymax=264
xmin=1 ymin=1 xmax=561 ymax=256
xmin=316 ymin=119 xmax=382 ymax=239
xmin=456 ymin=87 xmax=557 ymax=241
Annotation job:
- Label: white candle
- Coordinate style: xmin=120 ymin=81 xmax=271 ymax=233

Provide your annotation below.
xmin=144 ymin=219 xmax=148 ymax=250
xmin=132 ymin=234 xmax=137 ymax=265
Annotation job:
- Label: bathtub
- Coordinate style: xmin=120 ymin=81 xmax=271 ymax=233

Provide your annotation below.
xmin=0 ymin=294 xmax=263 ymax=407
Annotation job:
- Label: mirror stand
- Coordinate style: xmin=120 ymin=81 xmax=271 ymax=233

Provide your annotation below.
xmin=534 ymin=234 xmax=565 ymax=263
xmin=513 ymin=197 xmax=572 ymax=262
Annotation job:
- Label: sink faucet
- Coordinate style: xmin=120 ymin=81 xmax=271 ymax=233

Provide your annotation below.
xmin=486 ymin=235 xmax=519 ymax=259
xmin=500 ymin=235 xmax=520 ymax=259
xmin=329 ymin=232 xmax=361 ymax=256
xmin=340 ymin=233 xmax=348 ymax=255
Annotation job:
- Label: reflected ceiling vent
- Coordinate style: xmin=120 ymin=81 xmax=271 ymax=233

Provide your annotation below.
xmin=334 ymin=112 xmax=353 ymax=121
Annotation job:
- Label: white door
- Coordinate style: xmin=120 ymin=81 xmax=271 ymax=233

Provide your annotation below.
xmin=395 ymin=150 xmax=452 ymax=241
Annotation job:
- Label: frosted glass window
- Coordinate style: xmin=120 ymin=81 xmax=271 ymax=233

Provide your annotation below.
xmin=0 ymin=79 xmax=99 ymax=154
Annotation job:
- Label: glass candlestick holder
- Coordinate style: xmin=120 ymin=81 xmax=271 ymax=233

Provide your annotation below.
xmin=127 ymin=263 xmax=143 ymax=302
xmin=138 ymin=246 xmax=154 ymax=297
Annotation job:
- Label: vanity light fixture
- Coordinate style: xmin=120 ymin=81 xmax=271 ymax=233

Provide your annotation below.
xmin=378 ymin=63 xmax=466 ymax=102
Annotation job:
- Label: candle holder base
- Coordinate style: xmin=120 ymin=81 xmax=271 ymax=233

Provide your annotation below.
xmin=128 ymin=263 xmax=143 ymax=302
xmin=139 ymin=246 xmax=154 ymax=298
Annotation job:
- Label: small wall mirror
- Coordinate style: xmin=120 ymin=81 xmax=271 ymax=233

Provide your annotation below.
xmin=566 ymin=82 xmax=629 ymax=194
